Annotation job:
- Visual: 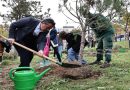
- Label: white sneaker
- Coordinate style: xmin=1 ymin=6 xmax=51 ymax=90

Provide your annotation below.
xmin=39 ymin=60 xmax=51 ymax=68
xmin=39 ymin=62 xmax=44 ymax=68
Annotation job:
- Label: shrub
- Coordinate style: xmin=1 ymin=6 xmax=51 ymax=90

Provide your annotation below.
xmin=3 ymin=48 xmax=18 ymax=60
xmin=113 ymin=45 xmax=122 ymax=50
xmin=1 ymin=60 xmax=10 ymax=65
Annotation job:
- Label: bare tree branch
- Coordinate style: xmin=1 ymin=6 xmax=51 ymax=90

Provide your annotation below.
xmin=61 ymin=10 xmax=79 ymax=23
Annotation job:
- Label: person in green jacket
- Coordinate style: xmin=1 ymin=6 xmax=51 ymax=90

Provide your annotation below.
xmin=87 ymin=12 xmax=115 ymax=68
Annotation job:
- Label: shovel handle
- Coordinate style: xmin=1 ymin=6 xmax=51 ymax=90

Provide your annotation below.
xmin=0 ymin=35 xmax=58 ymax=64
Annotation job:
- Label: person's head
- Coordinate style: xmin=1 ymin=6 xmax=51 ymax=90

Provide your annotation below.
xmin=86 ymin=12 xmax=98 ymax=23
xmin=59 ymin=31 xmax=67 ymax=40
xmin=40 ymin=18 xmax=55 ymax=31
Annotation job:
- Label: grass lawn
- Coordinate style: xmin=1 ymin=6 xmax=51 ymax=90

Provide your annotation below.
xmin=37 ymin=41 xmax=130 ymax=90
xmin=1 ymin=40 xmax=130 ymax=90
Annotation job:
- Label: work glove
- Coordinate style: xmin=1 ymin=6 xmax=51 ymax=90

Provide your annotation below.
xmin=3 ymin=40 xmax=11 ymax=53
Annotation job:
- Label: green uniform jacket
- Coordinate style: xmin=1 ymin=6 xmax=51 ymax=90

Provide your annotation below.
xmin=89 ymin=14 xmax=115 ymax=39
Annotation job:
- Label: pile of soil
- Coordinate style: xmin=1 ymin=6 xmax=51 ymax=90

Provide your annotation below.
xmin=36 ymin=63 xmax=102 ymax=80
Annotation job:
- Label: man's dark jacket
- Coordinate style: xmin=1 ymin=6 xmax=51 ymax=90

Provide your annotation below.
xmin=9 ymin=17 xmax=48 ymax=51
xmin=66 ymin=33 xmax=88 ymax=53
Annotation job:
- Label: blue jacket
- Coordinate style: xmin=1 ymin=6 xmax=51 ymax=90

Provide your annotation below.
xmin=50 ymin=28 xmax=58 ymax=47
xmin=9 ymin=17 xmax=48 ymax=51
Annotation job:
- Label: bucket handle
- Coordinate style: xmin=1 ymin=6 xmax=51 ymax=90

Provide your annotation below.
xmin=9 ymin=67 xmax=35 ymax=80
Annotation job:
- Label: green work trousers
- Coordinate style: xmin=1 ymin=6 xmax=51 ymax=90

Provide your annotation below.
xmin=96 ymin=33 xmax=114 ymax=63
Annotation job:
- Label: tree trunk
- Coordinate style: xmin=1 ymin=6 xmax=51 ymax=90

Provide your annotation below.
xmin=115 ymin=33 xmax=117 ymax=42
xmin=124 ymin=17 xmax=129 ymax=47
xmin=128 ymin=32 xmax=130 ymax=48
xmin=129 ymin=40 xmax=130 ymax=48
xmin=78 ymin=28 xmax=86 ymax=62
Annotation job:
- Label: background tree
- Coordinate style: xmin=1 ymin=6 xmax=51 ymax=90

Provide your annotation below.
xmin=44 ymin=8 xmax=51 ymax=18
xmin=0 ymin=0 xmax=52 ymax=34
xmin=0 ymin=25 xmax=8 ymax=37
xmin=115 ymin=0 xmax=130 ymax=47
xmin=122 ymin=12 xmax=130 ymax=37
xmin=0 ymin=0 xmax=43 ymax=22
xmin=122 ymin=12 xmax=130 ymax=47
xmin=113 ymin=23 xmax=124 ymax=41
xmin=122 ymin=0 xmax=130 ymax=32
xmin=59 ymin=0 xmax=125 ymax=62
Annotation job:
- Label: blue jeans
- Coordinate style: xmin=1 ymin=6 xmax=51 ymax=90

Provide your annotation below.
xmin=67 ymin=48 xmax=87 ymax=64
xmin=67 ymin=48 xmax=78 ymax=62
xmin=58 ymin=45 xmax=63 ymax=57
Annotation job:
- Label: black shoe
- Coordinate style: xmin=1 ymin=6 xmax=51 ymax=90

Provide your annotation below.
xmin=80 ymin=60 xmax=87 ymax=65
xmin=89 ymin=61 xmax=102 ymax=65
xmin=100 ymin=62 xmax=110 ymax=68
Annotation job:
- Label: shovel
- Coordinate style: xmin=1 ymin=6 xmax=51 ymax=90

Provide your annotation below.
xmin=0 ymin=35 xmax=62 ymax=66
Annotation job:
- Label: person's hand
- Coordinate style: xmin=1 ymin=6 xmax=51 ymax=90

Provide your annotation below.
xmin=8 ymin=38 xmax=15 ymax=45
xmin=38 ymin=50 xmax=43 ymax=57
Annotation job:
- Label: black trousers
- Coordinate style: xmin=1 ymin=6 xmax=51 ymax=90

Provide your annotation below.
xmin=0 ymin=56 xmax=2 ymax=62
xmin=14 ymin=35 xmax=37 ymax=67
xmin=51 ymin=43 xmax=61 ymax=62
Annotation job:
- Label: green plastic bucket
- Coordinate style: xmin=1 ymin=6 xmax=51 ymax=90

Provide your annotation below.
xmin=118 ymin=48 xmax=127 ymax=53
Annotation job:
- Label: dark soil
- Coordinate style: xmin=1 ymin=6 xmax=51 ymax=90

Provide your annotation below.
xmin=36 ymin=63 xmax=102 ymax=80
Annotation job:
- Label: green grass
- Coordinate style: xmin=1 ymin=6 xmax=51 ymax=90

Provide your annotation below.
xmin=114 ymin=40 xmax=129 ymax=48
xmin=38 ymin=49 xmax=130 ymax=90
xmin=2 ymin=40 xmax=130 ymax=90
xmin=38 ymin=41 xmax=130 ymax=90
